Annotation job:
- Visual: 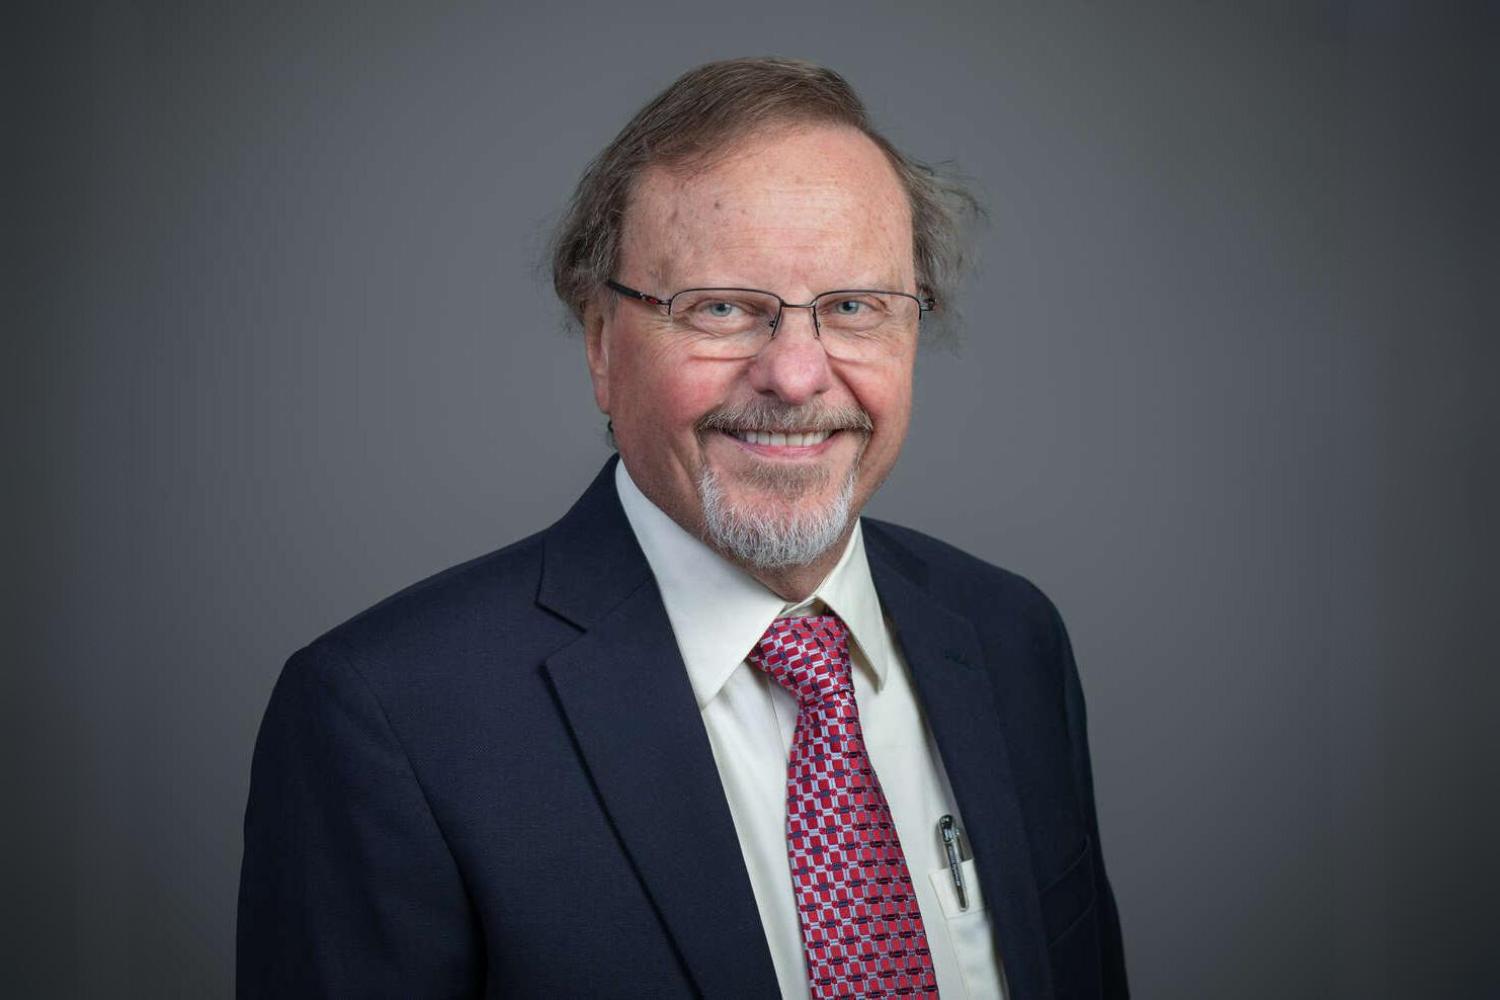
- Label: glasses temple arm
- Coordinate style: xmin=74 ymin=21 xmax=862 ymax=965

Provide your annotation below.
xmin=604 ymin=279 xmax=669 ymax=307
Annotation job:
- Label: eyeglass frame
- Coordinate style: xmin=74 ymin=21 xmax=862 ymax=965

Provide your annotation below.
xmin=604 ymin=279 xmax=936 ymax=337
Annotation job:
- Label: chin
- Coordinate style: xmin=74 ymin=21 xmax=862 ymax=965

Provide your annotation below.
xmin=696 ymin=463 xmax=857 ymax=571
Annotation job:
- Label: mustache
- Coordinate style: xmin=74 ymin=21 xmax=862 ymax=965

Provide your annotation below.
xmin=696 ymin=400 xmax=874 ymax=435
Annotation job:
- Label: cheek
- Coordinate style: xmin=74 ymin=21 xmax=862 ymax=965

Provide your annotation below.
xmin=611 ymin=346 xmax=736 ymax=437
xmin=854 ymin=364 xmax=915 ymax=440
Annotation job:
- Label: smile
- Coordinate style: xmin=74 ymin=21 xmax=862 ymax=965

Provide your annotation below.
xmin=728 ymin=429 xmax=834 ymax=447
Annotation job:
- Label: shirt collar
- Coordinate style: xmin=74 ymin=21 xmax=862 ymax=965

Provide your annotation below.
xmin=614 ymin=459 xmax=890 ymax=709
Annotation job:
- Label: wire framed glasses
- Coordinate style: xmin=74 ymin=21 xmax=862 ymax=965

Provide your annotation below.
xmin=605 ymin=279 xmax=934 ymax=361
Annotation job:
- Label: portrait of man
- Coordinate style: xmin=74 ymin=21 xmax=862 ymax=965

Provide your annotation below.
xmin=236 ymin=57 xmax=1128 ymax=998
xmin=13 ymin=3 xmax=1495 ymax=998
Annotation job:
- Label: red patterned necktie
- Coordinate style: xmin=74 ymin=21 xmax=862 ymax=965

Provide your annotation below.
xmin=748 ymin=615 xmax=939 ymax=998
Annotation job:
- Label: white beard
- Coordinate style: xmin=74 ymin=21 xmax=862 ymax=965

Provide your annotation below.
xmin=697 ymin=462 xmax=857 ymax=570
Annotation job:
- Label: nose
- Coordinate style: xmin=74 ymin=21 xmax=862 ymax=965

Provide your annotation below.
xmin=746 ymin=306 xmax=834 ymax=405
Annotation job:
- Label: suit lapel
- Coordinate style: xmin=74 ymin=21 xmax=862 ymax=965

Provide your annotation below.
xmin=539 ymin=460 xmax=779 ymax=998
xmin=866 ymin=528 xmax=1055 ymax=1000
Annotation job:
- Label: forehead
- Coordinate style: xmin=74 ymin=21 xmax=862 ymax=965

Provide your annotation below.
xmin=620 ymin=124 xmax=914 ymax=290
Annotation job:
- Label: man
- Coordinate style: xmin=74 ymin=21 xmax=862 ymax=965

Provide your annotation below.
xmin=238 ymin=57 xmax=1127 ymax=999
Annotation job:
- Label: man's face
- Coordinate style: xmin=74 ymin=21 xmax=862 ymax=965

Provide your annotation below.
xmin=585 ymin=123 xmax=918 ymax=571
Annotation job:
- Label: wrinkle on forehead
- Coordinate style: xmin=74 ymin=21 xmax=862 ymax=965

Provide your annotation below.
xmin=619 ymin=125 xmax=913 ymax=294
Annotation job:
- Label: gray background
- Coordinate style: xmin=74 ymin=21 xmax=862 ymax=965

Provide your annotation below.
xmin=9 ymin=2 xmax=1497 ymax=997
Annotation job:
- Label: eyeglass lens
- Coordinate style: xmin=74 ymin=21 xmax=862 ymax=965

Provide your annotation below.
xmin=666 ymin=289 xmax=919 ymax=360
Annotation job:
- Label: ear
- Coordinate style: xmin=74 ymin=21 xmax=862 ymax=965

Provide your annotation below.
xmin=583 ymin=299 xmax=610 ymax=414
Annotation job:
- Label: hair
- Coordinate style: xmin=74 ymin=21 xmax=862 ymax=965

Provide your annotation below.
xmin=697 ymin=459 xmax=857 ymax=571
xmin=549 ymin=56 xmax=982 ymax=343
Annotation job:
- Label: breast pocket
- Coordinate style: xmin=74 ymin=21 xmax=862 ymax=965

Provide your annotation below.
xmin=1040 ymin=837 xmax=1102 ymax=1000
xmin=928 ymin=859 xmax=1005 ymax=998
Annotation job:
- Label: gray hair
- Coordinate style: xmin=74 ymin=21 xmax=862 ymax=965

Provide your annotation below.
xmin=697 ymin=460 xmax=857 ymax=570
xmin=549 ymin=56 xmax=982 ymax=343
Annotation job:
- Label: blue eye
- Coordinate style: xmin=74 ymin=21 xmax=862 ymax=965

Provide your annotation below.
xmin=834 ymin=299 xmax=863 ymax=315
xmin=704 ymin=301 xmax=738 ymax=318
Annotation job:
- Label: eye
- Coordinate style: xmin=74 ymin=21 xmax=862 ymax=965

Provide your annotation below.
xmin=672 ymin=291 xmax=779 ymax=335
xmin=702 ymin=300 xmax=740 ymax=318
xmin=819 ymin=294 xmax=890 ymax=320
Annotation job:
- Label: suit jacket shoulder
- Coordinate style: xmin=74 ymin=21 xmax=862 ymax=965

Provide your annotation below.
xmin=240 ymin=459 xmax=767 ymax=998
xmin=306 ymin=529 xmax=550 ymax=675
xmin=862 ymin=516 xmax=1069 ymax=660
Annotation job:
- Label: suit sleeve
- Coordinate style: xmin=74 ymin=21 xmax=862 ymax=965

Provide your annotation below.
xmin=1053 ymin=601 xmax=1130 ymax=998
xmin=236 ymin=641 xmax=481 ymax=998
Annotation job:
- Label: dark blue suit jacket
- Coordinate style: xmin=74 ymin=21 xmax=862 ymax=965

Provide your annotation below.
xmin=238 ymin=458 xmax=1128 ymax=998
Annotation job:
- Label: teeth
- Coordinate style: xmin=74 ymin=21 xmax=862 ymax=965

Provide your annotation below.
xmin=733 ymin=429 xmax=833 ymax=447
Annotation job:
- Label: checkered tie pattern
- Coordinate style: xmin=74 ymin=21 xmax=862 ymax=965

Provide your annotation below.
xmin=748 ymin=615 xmax=939 ymax=998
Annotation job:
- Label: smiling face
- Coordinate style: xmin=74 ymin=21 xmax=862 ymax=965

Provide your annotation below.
xmin=584 ymin=123 xmax=918 ymax=591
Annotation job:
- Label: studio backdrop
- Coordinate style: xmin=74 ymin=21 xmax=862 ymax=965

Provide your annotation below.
xmin=9 ymin=2 xmax=1496 ymax=997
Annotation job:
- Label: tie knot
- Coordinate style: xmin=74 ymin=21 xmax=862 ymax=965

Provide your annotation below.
xmin=747 ymin=615 xmax=853 ymax=705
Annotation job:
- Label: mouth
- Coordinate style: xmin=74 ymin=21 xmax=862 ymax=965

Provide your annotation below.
xmin=697 ymin=402 xmax=872 ymax=461
xmin=726 ymin=428 xmax=834 ymax=448
xmin=714 ymin=426 xmax=849 ymax=460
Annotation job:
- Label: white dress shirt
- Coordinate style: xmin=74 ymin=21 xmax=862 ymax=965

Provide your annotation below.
xmin=615 ymin=461 xmax=1007 ymax=999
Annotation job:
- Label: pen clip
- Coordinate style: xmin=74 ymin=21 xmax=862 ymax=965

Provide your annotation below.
xmin=938 ymin=814 xmax=968 ymax=911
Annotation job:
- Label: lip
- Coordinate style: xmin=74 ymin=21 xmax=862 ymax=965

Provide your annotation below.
xmin=714 ymin=428 xmax=845 ymax=459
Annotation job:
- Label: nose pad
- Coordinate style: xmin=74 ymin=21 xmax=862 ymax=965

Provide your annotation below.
xmin=748 ymin=303 xmax=835 ymax=402
xmin=767 ymin=305 xmax=820 ymax=339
